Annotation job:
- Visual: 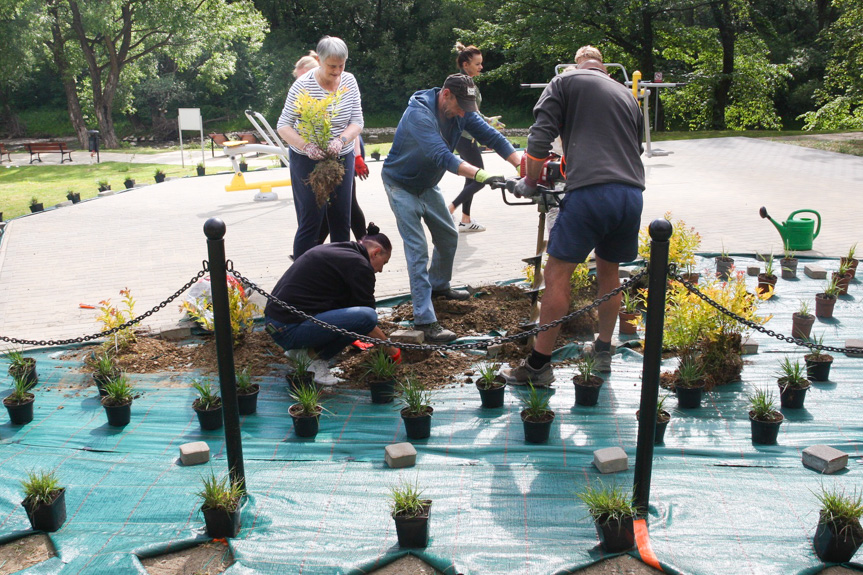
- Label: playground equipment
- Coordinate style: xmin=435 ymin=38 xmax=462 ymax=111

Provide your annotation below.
xmin=759 ymin=206 xmax=822 ymax=251
xmin=222 ymin=110 xmax=292 ymax=201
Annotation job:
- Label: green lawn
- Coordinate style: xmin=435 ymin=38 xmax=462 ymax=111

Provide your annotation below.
xmin=0 ymin=163 xmax=199 ymax=221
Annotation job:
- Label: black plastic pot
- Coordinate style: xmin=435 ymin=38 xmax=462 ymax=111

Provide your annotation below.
xmin=23 ymin=489 xmax=66 ymax=532
xmin=574 ymin=375 xmax=603 ymax=407
xmin=806 ymin=355 xmax=833 ymax=382
xmin=814 ymin=520 xmax=863 ymax=563
xmin=393 ymin=501 xmax=431 ymax=548
xmin=370 ymin=151 xmax=381 ymax=161
xmin=124 ymin=179 xmax=135 ymax=189
xmin=637 ymin=410 xmax=670 ymax=444
xmin=286 ymin=372 xmax=315 ymax=393
xmin=196 ymin=166 xmax=205 ymax=176
xmin=477 ymin=383 xmax=505 ymax=408
xmin=67 ymin=192 xmax=81 ymax=204
xmin=202 ymin=506 xmax=241 ymax=539
xmin=595 ymin=515 xmax=635 ymax=553
xmin=401 ymin=407 xmax=433 ymax=440
xmin=521 ymin=409 xmax=554 ymax=443
xmin=29 ymin=203 xmax=44 ymax=213
xmin=237 ymin=386 xmax=260 ymax=415
xmin=778 ymin=383 xmax=809 ymax=409
xmin=676 ymin=384 xmax=704 ymax=409
xmin=750 ymin=412 xmax=783 ymax=444
xmin=4 ymin=394 xmax=35 ymax=425
xmin=239 ymin=163 xmax=248 ymax=173
xmin=9 ymin=359 xmax=37 ymax=389
xmin=154 ymin=173 xmax=166 ymax=183
xmin=101 ymin=399 xmax=131 ymax=427
xmin=716 ymin=256 xmax=734 ymax=280
xmin=194 ymin=402 xmax=223 ymax=430
xmin=290 ymin=404 xmax=320 ymax=438
xmin=368 ymin=378 xmax=396 ymax=404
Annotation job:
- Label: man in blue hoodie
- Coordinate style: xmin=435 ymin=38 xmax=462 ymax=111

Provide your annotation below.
xmin=382 ymin=74 xmax=521 ymax=342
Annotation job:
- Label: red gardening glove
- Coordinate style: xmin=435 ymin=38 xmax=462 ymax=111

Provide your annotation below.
xmin=390 ymin=348 xmax=402 ymax=364
xmin=351 ymin=340 xmax=374 ymax=351
xmin=355 ymin=155 xmax=369 ymax=180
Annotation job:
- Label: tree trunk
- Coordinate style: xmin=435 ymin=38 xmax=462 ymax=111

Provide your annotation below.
xmin=62 ymin=79 xmax=89 ymax=147
xmin=711 ymin=0 xmax=735 ymax=130
xmin=45 ymin=0 xmax=88 ymax=147
xmin=93 ymin=99 xmax=120 ymax=149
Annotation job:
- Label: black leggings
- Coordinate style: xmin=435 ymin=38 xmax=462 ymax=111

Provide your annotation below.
xmin=318 ymin=177 xmax=367 ymax=243
xmin=451 ymin=137 xmax=485 ymax=217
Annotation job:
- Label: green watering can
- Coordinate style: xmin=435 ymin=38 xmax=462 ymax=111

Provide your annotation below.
xmin=759 ymin=206 xmax=821 ymax=251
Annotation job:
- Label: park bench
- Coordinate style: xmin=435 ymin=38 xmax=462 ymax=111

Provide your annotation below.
xmin=24 ymin=142 xmax=73 ymax=164
xmin=0 ymin=143 xmax=10 ymax=163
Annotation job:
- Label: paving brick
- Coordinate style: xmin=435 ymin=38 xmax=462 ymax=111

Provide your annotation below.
xmin=741 ymin=337 xmax=758 ymax=355
xmin=802 ymin=445 xmax=848 ymax=474
xmin=179 ymin=441 xmax=210 ymax=466
xmin=845 ymin=339 xmax=863 ymax=357
xmin=747 ymin=265 xmax=760 ymax=276
xmin=390 ymin=330 xmax=424 ymax=344
xmin=618 ymin=269 xmax=631 ymax=279
xmin=385 ymin=442 xmax=417 ymax=468
xmin=158 ymin=322 xmax=193 ymax=341
xmin=486 ymin=344 xmax=503 ymax=358
xmin=593 ymin=447 xmax=628 ymax=474
xmin=805 ymin=264 xmax=827 ymax=279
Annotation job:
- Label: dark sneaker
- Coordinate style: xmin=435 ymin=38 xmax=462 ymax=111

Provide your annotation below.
xmin=431 ymin=288 xmax=470 ymax=301
xmin=415 ymin=321 xmax=457 ymax=343
xmin=499 ymin=358 xmax=555 ymax=387
xmin=582 ymin=341 xmax=613 ymax=373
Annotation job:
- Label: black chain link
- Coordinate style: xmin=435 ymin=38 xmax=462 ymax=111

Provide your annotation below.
xmin=0 ymin=266 xmax=209 ymax=348
xmin=231 ymin=267 xmax=650 ymax=352
xmin=668 ymin=267 xmax=854 ymax=355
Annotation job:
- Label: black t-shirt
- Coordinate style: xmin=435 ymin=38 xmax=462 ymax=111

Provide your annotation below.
xmin=265 ymin=242 xmax=376 ymax=324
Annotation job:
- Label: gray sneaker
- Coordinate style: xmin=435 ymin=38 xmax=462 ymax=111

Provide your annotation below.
xmin=415 ymin=321 xmax=457 ymax=343
xmin=582 ymin=341 xmax=614 ymax=373
xmin=499 ymin=358 xmax=555 ymax=387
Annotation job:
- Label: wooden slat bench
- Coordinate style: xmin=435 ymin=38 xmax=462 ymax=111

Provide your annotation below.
xmin=24 ymin=142 xmax=73 ymax=164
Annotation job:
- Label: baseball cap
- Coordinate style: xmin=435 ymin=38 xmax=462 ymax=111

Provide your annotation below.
xmin=443 ymin=74 xmax=478 ymax=113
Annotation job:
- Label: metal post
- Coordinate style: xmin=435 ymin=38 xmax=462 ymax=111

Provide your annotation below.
xmin=633 ymin=218 xmax=673 ymax=516
xmin=203 ymin=217 xmax=246 ymax=489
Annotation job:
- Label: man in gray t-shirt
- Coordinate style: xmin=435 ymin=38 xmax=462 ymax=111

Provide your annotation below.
xmin=501 ymin=58 xmax=645 ymax=386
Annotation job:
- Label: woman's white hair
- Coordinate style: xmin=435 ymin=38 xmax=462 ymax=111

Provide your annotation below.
xmin=316 ymin=36 xmax=348 ymax=62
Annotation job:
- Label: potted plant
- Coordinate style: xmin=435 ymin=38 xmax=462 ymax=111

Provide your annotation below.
xmin=286 ymin=350 xmax=315 ymax=392
xmin=636 ymin=394 xmax=671 ymax=445
xmin=66 ymin=190 xmax=81 ymax=204
xmin=840 ymin=243 xmax=858 ymax=280
xmin=776 ymin=357 xmax=810 ymax=409
xmin=369 ymin=146 xmax=382 ymax=162
xmin=833 ymin=261 xmax=853 ymax=296
xmin=238 ymin=155 xmax=248 ymax=172
xmin=475 ymin=362 xmax=506 ymax=408
xmin=21 ymin=470 xmax=66 ymax=532
xmin=813 ymin=485 xmax=863 ymax=563
xmin=101 ymin=375 xmax=134 ymax=427
xmin=236 ymin=368 xmax=259 ymax=415
xmin=197 ymin=471 xmax=244 ymax=539
xmin=757 ymin=254 xmax=778 ymax=296
xmin=192 ymin=379 xmax=223 ymax=430
xmin=29 ymin=197 xmax=44 ymax=213
xmin=618 ymin=290 xmax=639 ymax=336
xmin=363 ymin=347 xmax=398 ymax=404
xmin=398 ymin=375 xmax=433 ymax=440
xmin=96 ymin=179 xmax=111 ymax=192
xmin=815 ymin=276 xmax=840 ymax=318
xmin=196 ymin=162 xmax=206 ymax=177
xmin=780 ymin=245 xmax=798 ymax=279
xmin=674 ymin=355 xmax=705 ymax=409
xmin=791 ymin=300 xmax=815 ymax=340
xmin=4 ymin=376 xmax=35 ymax=425
xmin=389 ymin=477 xmax=431 ymax=548
xmin=577 ymin=480 xmax=637 ymax=553
xmin=805 ymin=334 xmax=834 ymax=382
xmin=154 ymin=169 xmax=166 ymax=183
xmin=123 ymin=176 xmax=135 ymax=189
xmin=748 ymin=388 xmax=783 ymax=444
xmin=520 ymin=383 xmax=555 ymax=443
xmin=5 ymin=348 xmax=37 ymax=388
xmin=715 ymin=244 xmax=734 ymax=280
xmin=92 ymin=351 xmax=121 ymax=397
xmin=572 ymin=354 xmax=603 ymax=407
xmin=288 ymin=382 xmax=324 ymax=438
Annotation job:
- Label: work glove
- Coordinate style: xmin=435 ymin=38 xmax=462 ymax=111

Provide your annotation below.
xmin=512 ymin=176 xmax=539 ymax=198
xmin=487 ymin=115 xmax=506 ymax=130
xmin=355 ymin=155 xmax=369 ymax=179
xmin=303 ymin=142 xmax=325 ymax=160
xmin=390 ymin=348 xmax=402 ymax=364
xmin=327 ymin=137 xmax=344 ymax=156
xmin=474 ymin=169 xmax=505 ymax=187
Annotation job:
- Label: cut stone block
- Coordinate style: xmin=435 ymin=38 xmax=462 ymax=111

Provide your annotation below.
xmin=385 ymin=442 xmax=417 ymax=469
xmin=593 ymin=447 xmax=628 ymax=474
xmin=741 ymin=337 xmax=758 ymax=355
xmin=747 ymin=265 xmax=760 ymax=277
xmin=159 ymin=323 xmax=192 ymax=341
xmin=179 ymin=441 xmax=210 ymax=466
xmin=390 ymin=330 xmax=424 ymax=344
xmin=619 ymin=269 xmax=632 ymax=279
xmin=805 ymin=264 xmax=827 ymax=279
xmin=845 ymin=339 xmax=863 ymax=357
xmin=803 ymin=445 xmax=848 ymax=474
xmin=486 ymin=344 xmax=502 ymax=358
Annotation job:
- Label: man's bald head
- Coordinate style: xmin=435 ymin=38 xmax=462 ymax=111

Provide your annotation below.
xmin=577 ymin=59 xmax=608 ymax=74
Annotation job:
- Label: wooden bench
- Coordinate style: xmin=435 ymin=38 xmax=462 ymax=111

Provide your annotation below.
xmin=0 ymin=143 xmax=10 ymax=163
xmin=209 ymin=133 xmax=229 ymax=157
xmin=24 ymin=142 xmax=73 ymax=164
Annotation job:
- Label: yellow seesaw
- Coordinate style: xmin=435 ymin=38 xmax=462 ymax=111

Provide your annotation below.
xmin=222 ymin=140 xmax=291 ymax=201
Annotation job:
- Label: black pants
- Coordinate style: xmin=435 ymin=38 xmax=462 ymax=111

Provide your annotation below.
xmin=318 ymin=177 xmax=367 ymax=243
xmin=450 ymin=137 xmax=485 ymax=217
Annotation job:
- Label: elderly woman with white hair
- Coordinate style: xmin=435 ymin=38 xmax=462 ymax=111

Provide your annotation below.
xmin=277 ymin=36 xmax=364 ymax=260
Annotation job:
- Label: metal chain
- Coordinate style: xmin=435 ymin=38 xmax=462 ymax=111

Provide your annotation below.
xmin=0 ymin=265 xmax=209 ymax=348
xmin=668 ymin=267 xmax=853 ymax=355
xmin=231 ymin=267 xmax=650 ymax=352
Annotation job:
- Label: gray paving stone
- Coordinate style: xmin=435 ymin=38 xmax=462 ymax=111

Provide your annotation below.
xmin=593 ymin=447 xmax=628 ymax=474
xmin=747 ymin=265 xmax=760 ymax=276
xmin=179 ymin=441 xmax=210 ymax=466
xmin=487 ymin=344 xmax=503 ymax=358
xmin=385 ymin=442 xmax=417 ymax=468
xmin=845 ymin=339 xmax=863 ymax=357
xmin=802 ymin=445 xmax=848 ymax=474
xmin=805 ymin=264 xmax=827 ymax=279
xmin=390 ymin=330 xmax=424 ymax=344
xmin=741 ymin=337 xmax=758 ymax=355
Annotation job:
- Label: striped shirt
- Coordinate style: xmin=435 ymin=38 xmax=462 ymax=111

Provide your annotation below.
xmin=276 ymin=69 xmax=364 ymax=157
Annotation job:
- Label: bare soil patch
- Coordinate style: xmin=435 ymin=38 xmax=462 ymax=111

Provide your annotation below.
xmin=0 ymin=534 xmax=53 ymax=574
xmin=140 ymin=540 xmax=232 ymax=575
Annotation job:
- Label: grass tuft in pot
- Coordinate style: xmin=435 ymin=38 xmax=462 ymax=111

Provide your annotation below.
xmin=389 ymin=477 xmax=431 ymax=548
xmin=235 ymin=367 xmax=260 ymax=415
xmin=363 ymin=347 xmax=399 ymax=403
xmin=92 ymin=351 xmax=121 ymax=391
xmin=286 ymin=350 xmax=315 ymax=391
xmin=197 ymin=471 xmax=244 ymax=539
xmin=5 ymin=348 xmax=37 ymax=389
xmin=398 ymin=375 xmax=433 ymax=439
xmin=520 ymin=383 xmax=555 ymax=443
xmin=804 ymin=333 xmax=834 ymax=382
xmin=475 ymin=362 xmax=506 ymax=408
xmin=192 ymin=379 xmax=223 ymax=430
xmin=813 ymin=484 xmax=863 ymax=563
xmin=4 ymin=375 xmax=36 ymax=424
xmin=577 ymin=480 xmax=637 ymax=553
xmin=288 ymin=382 xmax=327 ymax=437
xmin=776 ymin=356 xmax=810 ymax=409
xmin=101 ymin=375 xmax=134 ymax=426
xmin=21 ymin=470 xmax=66 ymax=532
xmin=747 ymin=387 xmax=783 ymax=444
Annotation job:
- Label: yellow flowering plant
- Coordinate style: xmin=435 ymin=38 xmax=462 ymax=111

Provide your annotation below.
xmin=294 ymin=88 xmax=347 ymax=207
xmin=638 ymin=212 xmax=702 ymax=273
xmin=181 ymin=283 xmax=260 ymax=345
xmin=97 ymin=288 xmax=137 ymax=352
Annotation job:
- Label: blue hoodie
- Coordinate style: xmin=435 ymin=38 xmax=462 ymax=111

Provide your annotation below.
xmin=382 ymin=87 xmax=516 ymax=193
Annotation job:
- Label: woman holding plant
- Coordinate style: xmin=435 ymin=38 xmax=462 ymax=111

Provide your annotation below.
xmin=277 ymin=36 xmax=364 ymax=259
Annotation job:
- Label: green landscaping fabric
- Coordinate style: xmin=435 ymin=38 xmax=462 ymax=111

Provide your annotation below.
xmin=1 ymin=256 xmax=862 ymax=574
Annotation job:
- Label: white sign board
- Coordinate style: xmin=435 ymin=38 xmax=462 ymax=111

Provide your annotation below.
xmin=178 ymin=108 xmax=202 ymax=131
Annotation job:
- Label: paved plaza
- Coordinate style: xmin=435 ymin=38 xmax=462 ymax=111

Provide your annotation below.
xmin=0 ymin=137 xmax=862 ymax=343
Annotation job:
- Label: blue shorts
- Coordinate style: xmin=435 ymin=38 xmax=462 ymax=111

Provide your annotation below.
xmin=547 ymin=182 xmax=643 ymax=264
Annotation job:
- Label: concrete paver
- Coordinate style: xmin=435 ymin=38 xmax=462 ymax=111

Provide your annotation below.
xmin=1 ymin=136 xmax=862 ymax=343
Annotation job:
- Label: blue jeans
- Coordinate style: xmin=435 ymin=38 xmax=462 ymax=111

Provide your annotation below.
xmin=289 ymin=149 xmax=356 ymax=259
xmin=382 ymin=174 xmax=458 ymax=325
xmin=265 ymin=307 xmax=377 ymax=360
